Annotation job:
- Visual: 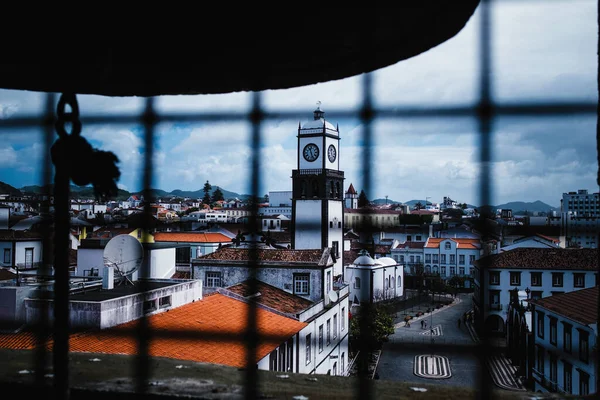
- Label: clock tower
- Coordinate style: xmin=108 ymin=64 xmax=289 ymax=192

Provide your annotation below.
xmin=292 ymin=102 xmax=344 ymax=276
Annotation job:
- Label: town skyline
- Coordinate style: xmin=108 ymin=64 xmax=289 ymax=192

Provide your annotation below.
xmin=0 ymin=0 xmax=596 ymax=207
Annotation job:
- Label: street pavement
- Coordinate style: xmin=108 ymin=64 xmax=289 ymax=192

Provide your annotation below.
xmin=376 ymin=293 xmax=482 ymax=388
xmin=376 ymin=293 xmax=527 ymax=392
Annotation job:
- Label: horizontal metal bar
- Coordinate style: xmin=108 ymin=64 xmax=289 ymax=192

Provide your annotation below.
xmin=0 ymin=101 xmax=596 ymax=129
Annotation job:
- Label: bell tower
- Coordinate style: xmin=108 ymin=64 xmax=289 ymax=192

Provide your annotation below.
xmin=291 ymin=102 xmax=344 ymax=276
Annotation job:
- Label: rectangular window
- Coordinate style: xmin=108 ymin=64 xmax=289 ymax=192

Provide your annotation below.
xmin=3 ymin=248 xmax=9 ymax=264
xmin=24 ymin=247 xmax=33 ymax=268
xmin=573 ymin=273 xmax=585 ymax=288
xmin=433 ymin=254 xmax=439 ymax=263
xmin=318 ymin=325 xmax=323 ymax=353
xmin=549 ymin=317 xmax=557 ymax=346
xmin=159 ymin=296 xmax=171 ymax=308
xmin=489 ymin=271 xmax=500 ymax=285
xmin=537 ymin=311 xmax=544 ymax=339
xmin=205 ymin=272 xmax=222 ymax=288
xmin=536 ymin=346 xmax=544 ymax=374
xmin=469 ymin=255 xmax=476 ymax=264
xmin=449 ymin=254 xmax=456 ymax=264
xmin=552 ymin=272 xmax=563 ymax=287
xmin=459 ymin=255 xmax=465 ymax=265
xmin=341 ymin=353 xmax=345 ymax=375
xmin=354 ymin=277 xmax=360 ymax=289
xmin=333 ymin=313 xmax=338 ymax=339
xmin=579 ymin=371 xmax=590 ymax=395
xmin=143 ymin=299 xmax=157 ymax=314
xmin=332 ymin=241 xmax=339 ymax=258
xmin=563 ymin=323 xmax=572 ymax=353
xmin=416 ymin=235 xmax=422 ymax=241
xmin=459 ymin=267 xmax=465 ymax=275
xmin=531 ymin=291 xmax=543 ymax=300
xmin=550 ymin=355 xmax=557 ymax=383
xmin=510 ymin=271 xmax=521 ymax=286
xmin=407 ymin=235 xmax=411 ymax=241
xmin=531 ymin=272 xmax=542 ymax=286
xmin=440 ymin=254 xmax=446 ymax=264
xmin=326 ymin=270 xmax=331 ymax=293
xmin=326 ymin=319 xmax=331 ymax=346
xmin=294 ymin=274 xmax=310 ymax=295
xmin=425 ymin=254 xmax=431 ymax=263
xmin=305 ymin=333 xmax=311 ymax=365
xmin=563 ymin=362 xmax=572 ymax=394
xmin=579 ymin=330 xmax=589 ymax=363
xmin=341 ymin=307 xmax=345 ymax=331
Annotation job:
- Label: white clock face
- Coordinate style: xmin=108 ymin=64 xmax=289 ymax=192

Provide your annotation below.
xmin=303 ymin=143 xmax=319 ymax=162
xmin=328 ymin=144 xmax=336 ymax=162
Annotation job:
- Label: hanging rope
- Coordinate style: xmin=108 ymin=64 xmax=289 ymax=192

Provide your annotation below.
xmin=51 ymin=93 xmax=121 ymax=200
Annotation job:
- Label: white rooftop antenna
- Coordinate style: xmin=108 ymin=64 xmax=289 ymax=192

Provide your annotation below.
xmin=103 ymin=234 xmax=144 ymax=286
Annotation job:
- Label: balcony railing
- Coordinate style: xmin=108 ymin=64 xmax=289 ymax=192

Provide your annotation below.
xmin=532 ymin=368 xmax=567 ymax=394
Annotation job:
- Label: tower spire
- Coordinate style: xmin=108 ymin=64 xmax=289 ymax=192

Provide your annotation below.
xmin=313 ymin=100 xmax=324 ymax=120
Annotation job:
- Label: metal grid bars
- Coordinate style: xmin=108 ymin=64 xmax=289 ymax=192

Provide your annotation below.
xmin=0 ymin=0 xmax=598 ymax=399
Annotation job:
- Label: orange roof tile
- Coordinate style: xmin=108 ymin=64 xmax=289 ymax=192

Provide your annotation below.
xmin=0 ymin=294 xmax=307 ymax=368
xmin=531 ymin=286 xmax=598 ymax=325
xmin=154 ymin=232 xmax=232 ymax=243
xmin=424 ymin=237 xmax=480 ymax=249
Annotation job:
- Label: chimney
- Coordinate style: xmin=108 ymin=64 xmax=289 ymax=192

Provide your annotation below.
xmin=103 ymin=266 xmax=114 ymax=290
xmin=428 ymin=224 xmax=433 ymax=238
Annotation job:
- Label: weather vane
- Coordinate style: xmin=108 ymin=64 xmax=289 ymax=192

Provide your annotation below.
xmin=316 ymin=100 xmax=322 ymax=110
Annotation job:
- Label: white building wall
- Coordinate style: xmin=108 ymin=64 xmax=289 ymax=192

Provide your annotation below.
xmin=77 ymin=248 xmax=104 ymax=276
xmin=294 ymin=200 xmax=322 ymax=250
xmin=15 ymin=240 xmax=43 ymax=268
xmin=0 ymin=208 xmax=9 ymax=229
xmin=533 ymin=306 xmax=597 ymax=395
xmin=144 ymin=248 xmax=176 ymax=279
xmin=480 ymin=268 xmax=597 ymax=326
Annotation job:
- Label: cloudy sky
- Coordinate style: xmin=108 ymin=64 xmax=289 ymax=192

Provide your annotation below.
xmin=0 ymin=1 xmax=597 ymax=208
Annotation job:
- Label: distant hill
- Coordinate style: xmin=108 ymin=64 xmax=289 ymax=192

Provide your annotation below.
xmin=493 ymin=200 xmax=559 ymax=213
xmin=16 ymin=181 xmax=248 ymax=202
xmin=0 ymin=181 xmax=22 ymax=196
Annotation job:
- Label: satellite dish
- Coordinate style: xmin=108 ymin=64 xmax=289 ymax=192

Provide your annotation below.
xmin=103 ymin=234 xmax=144 ymax=285
xmin=328 ymin=290 xmax=339 ymax=303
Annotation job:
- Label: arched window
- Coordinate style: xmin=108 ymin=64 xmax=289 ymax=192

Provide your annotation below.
xmin=390 ymin=276 xmax=395 ymax=288
xmin=335 ymin=182 xmax=340 ymax=198
xmin=301 ymin=180 xmax=307 ymax=197
xmin=433 ymin=265 xmax=439 ymax=274
xmin=397 ymin=276 xmax=402 ymax=287
xmin=385 ymin=278 xmax=389 ymax=289
xmin=445 ymin=242 xmax=451 ymax=250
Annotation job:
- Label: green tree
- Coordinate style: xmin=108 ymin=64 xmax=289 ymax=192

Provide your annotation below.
xmin=211 ymin=186 xmax=224 ymax=203
xmin=185 ymin=207 xmax=199 ymax=215
xmin=357 ymin=190 xmax=369 ymax=207
xmin=202 ymin=180 xmax=212 ymax=205
xmin=460 ymin=203 xmax=468 ymax=210
xmin=349 ymin=304 xmax=395 ymax=351
xmin=414 ymin=201 xmax=423 ymax=210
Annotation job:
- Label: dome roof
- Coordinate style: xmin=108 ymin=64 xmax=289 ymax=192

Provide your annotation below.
xmin=301 ymin=118 xmax=336 ymax=131
xmin=377 ymin=257 xmax=397 ymax=267
xmin=352 ymin=250 xmax=381 ymax=267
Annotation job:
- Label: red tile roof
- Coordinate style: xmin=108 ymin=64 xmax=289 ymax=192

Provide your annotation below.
xmin=69 ymin=294 xmax=305 ymax=368
xmin=346 ymin=183 xmax=357 ymax=195
xmin=530 ymin=286 xmax=598 ymax=325
xmin=475 ymin=248 xmax=598 ymax=270
xmin=395 ymin=241 xmax=426 ymax=249
xmin=197 ymin=248 xmax=329 ymax=265
xmin=0 ymin=230 xmax=43 ymax=241
xmin=153 ymin=232 xmax=232 ymax=243
xmin=89 ymin=227 xmax=134 ymax=238
xmin=425 ymin=237 xmax=480 ymax=249
xmin=226 ymin=279 xmax=313 ymax=315
xmin=0 ymin=331 xmax=42 ymax=350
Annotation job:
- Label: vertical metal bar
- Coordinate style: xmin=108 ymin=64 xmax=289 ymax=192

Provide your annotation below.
xmin=477 ymin=0 xmax=494 ymax=399
xmin=356 ymin=72 xmax=375 ymax=399
xmin=35 ymin=92 xmax=55 ymax=390
xmin=53 ymin=94 xmax=72 ymax=400
xmin=595 ymin=0 xmax=600 ymax=394
xmin=135 ymin=97 xmax=156 ymax=395
xmin=244 ymin=91 xmax=262 ymax=400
